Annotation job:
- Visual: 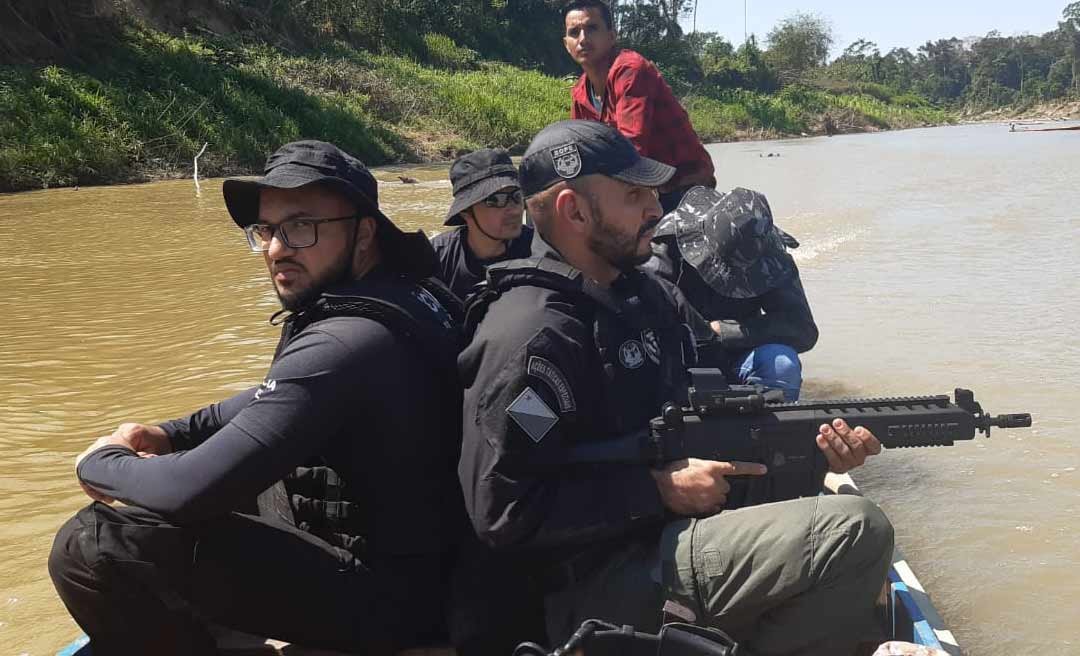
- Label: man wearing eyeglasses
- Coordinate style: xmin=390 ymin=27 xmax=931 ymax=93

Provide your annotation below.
xmin=431 ymin=148 xmax=532 ymax=300
xmin=48 ymin=140 xmax=465 ymax=655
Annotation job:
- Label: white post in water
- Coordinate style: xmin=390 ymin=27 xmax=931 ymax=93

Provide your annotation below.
xmin=193 ymin=142 xmax=209 ymax=196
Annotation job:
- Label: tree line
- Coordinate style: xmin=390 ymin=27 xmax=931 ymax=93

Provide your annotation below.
xmin=614 ymin=1 xmax=1080 ymax=108
xmin=4 ymin=0 xmax=1078 ymax=109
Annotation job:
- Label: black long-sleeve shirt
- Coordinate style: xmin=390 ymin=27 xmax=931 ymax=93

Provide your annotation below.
xmin=78 ymin=278 xmax=464 ymax=558
xmin=431 ymin=225 xmax=534 ymax=300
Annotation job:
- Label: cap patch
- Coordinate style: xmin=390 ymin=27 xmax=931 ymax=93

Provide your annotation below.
xmin=550 ymin=143 xmax=582 ymax=179
xmin=506 ymin=387 xmax=559 ymax=443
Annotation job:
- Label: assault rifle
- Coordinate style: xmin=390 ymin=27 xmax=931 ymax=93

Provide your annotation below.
xmin=569 ymin=369 xmax=1032 ymax=507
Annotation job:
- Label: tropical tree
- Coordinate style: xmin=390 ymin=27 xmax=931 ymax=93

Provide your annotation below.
xmin=764 ymin=12 xmax=834 ymax=82
xmin=1063 ymin=2 xmax=1080 ymax=93
xmin=834 ymin=38 xmax=881 ymax=82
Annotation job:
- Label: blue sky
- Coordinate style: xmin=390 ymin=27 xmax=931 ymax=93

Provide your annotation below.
xmin=687 ymin=1 xmax=1073 ymax=56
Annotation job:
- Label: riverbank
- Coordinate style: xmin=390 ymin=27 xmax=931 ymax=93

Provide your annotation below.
xmin=0 ymin=27 xmax=951 ymax=193
xmin=958 ymin=99 xmax=1080 ymax=123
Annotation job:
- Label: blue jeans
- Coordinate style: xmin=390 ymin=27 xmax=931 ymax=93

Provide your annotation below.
xmin=727 ymin=344 xmax=802 ymax=401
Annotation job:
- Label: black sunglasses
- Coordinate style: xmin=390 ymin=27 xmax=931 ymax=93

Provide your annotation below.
xmin=483 ymin=190 xmax=524 ymax=208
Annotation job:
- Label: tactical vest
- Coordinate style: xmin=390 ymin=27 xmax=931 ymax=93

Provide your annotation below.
xmin=259 ymin=275 xmax=464 ymax=556
xmin=468 ymin=257 xmax=695 ymax=435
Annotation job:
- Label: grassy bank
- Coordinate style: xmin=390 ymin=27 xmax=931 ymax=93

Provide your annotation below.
xmin=1 ymin=28 xmax=949 ymax=193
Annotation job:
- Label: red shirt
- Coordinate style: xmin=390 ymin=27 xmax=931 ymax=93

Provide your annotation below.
xmin=571 ymin=49 xmax=715 ymax=191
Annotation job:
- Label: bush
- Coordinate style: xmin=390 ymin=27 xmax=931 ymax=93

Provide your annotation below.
xmin=421 ymin=33 xmax=479 ymax=71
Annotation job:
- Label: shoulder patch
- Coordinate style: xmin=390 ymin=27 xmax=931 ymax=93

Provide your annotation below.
xmin=414 ymin=287 xmax=453 ymax=329
xmin=254 ymin=378 xmax=277 ymax=400
xmin=506 ymin=387 xmax=559 ymax=443
xmin=527 ymin=356 xmax=576 ymax=413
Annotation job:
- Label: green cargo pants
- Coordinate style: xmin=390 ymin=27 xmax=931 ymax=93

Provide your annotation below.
xmin=544 ymin=494 xmax=894 ymax=656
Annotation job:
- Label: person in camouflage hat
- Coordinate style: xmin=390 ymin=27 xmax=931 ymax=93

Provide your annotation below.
xmin=645 ymin=186 xmax=818 ymax=400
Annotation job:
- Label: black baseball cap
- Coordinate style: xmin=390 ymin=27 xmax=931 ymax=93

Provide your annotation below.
xmin=444 ymin=148 xmax=520 ymax=226
xmin=222 ymin=140 xmax=436 ymax=276
xmin=519 ymin=120 xmax=674 ymax=197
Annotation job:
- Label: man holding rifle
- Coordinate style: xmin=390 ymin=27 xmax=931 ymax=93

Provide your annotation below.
xmin=459 ymin=120 xmax=893 ymax=655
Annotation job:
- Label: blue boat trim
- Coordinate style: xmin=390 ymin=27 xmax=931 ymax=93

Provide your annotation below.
xmin=888 ymin=550 xmax=961 ymax=654
xmin=56 ymin=634 xmax=89 ymax=656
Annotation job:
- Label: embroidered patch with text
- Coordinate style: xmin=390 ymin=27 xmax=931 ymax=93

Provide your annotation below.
xmin=550 ymin=142 xmax=582 ymax=178
xmin=527 ymin=356 xmax=576 ymax=413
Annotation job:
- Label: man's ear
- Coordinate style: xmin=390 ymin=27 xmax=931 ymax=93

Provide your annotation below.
xmin=354 ymin=215 xmax=378 ymax=251
xmin=554 ymin=187 xmax=589 ymax=235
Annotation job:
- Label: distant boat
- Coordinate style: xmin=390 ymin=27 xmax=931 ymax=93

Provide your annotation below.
xmin=1013 ymin=124 xmax=1080 ymax=132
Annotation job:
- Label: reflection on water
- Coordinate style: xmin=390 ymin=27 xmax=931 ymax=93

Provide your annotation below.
xmin=1 ymin=124 xmax=1078 ymax=654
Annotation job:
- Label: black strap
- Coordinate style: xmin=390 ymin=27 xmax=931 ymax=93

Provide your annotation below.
xmin=309 ymin=283 xmax=462 ymax=389
xmin=465 ymin=256 xmax=632 ymax=341
xmin=514 ymin=620 xmax=739 ymax=656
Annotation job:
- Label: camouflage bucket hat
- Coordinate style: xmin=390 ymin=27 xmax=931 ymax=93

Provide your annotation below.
xmin=654 ymin=186 xmax=798 ymax=299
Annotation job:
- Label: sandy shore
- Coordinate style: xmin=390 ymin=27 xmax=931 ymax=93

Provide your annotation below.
xmin=957 ymin=99 xmax=1080 ymax=124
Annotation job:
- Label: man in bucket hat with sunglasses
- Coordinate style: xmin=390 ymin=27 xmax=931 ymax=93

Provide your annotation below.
xmin=432 ymin=147 xmax=533 ymax=300
xmin=49 ymin=140 xmax=465 ymax=655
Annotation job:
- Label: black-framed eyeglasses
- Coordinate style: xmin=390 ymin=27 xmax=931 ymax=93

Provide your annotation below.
xmin=483 ymin=190 xmax=524 ymax=208
xmin=243 ymin=215 xmax=357 ymax=252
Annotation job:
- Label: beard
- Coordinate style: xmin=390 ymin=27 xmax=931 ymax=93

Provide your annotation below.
xmin=272 ymin=251 xmax=352 ymax=312
xmin=586 ymin=199 xmax=657 ymax=273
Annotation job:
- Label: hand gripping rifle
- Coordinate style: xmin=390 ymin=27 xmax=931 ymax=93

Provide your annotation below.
xmin=568 ymin=369 xmax=1032 ymax=507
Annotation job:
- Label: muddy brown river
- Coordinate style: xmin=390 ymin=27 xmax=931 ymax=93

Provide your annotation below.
xmin=1 ymin=122 xmax=1077 ymax=654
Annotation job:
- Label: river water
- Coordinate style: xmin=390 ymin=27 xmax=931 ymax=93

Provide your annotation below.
xmin=0 ymin=122 xmax=1076 ymax=655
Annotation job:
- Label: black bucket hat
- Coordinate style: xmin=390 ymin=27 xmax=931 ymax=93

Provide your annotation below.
xmin=654 ymin=186 xmax=798 ymax=299
xmin=222 ymin=140 xmax=435 ymax=277
xmin=444 ymin=148 xmax=520 ymax=226
xmin=519 ymin=120 xmax=674 ymax=197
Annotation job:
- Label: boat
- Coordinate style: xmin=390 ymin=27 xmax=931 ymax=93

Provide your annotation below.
xmin=825 ymin=473 xmax=961 ymax=656
xmin=56 ymin=474 xmax=960 ymax=656
xmin=1011 ymin=122 xmax=1080 ymax=132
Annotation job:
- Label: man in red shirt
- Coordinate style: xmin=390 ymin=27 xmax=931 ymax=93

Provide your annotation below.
xmin=563 ymin=0 xmax=716 ymax=213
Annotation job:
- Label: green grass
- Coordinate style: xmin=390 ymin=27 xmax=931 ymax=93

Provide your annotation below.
xmin=0 ymin=28 xmax=573 ymax=191
xmin=683 ymin=85 xmax=950 ymax=145
xmin=0 ymin=31 xmax=404 ymax=190
xmin=0 ymin=27 xmax=951 ymax=192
